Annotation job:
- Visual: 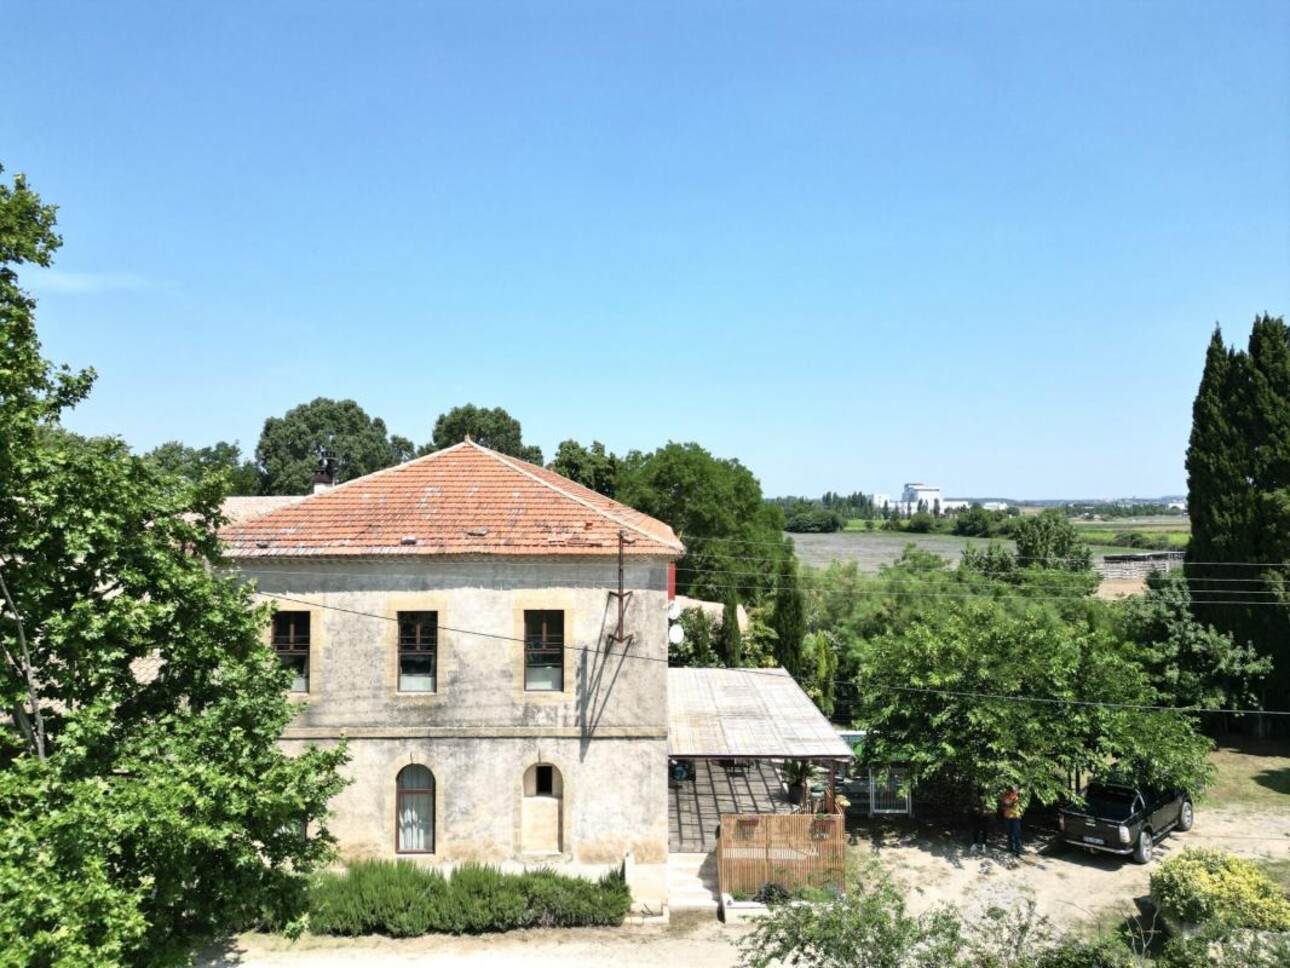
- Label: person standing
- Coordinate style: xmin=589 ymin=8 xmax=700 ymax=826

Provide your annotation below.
xmin=1000 ymin=785 xmax=1023 ymax=857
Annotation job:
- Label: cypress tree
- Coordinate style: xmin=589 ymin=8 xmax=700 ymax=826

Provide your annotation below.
xmin=1186 ymin=316 xmax=1290 ymax=700
xmin=716 ymin=591 xmax=743 ymax=668
xmin=771 ymin=557 xmax=806 ymax=679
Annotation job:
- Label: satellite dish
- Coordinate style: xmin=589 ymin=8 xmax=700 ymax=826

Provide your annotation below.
xmin=668 ymin=624 xmax=685 ymax=645
xmin=667 ymin=601 xmax=682 ymax=621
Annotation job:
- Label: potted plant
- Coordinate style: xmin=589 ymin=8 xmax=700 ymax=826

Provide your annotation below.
xmin=781 ymin=759 xmax=818 ymax=805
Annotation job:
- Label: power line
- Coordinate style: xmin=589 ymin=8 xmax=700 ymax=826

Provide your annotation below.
xmin=867 ymin=683 xmax=1290 ymax=718
xmin=242 ymin=570 xmax=1290 ymax=607
xmin=258 ymin=592 xmax=1290 ymax=718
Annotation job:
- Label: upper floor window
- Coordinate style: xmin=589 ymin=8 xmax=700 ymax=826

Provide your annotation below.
xmin=272 ymin=611 xmax=310 ymax=693
xmin=398 ymin=611 xmax=438 ymax=692
xmin=524 ymin=610 xmax=564 ymax=692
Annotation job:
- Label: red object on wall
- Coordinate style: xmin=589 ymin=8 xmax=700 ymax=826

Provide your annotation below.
xmin=667 ymin=562 xmax=676 ymax=600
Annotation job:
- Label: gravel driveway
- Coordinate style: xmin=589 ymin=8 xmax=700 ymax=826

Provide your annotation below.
xmin=869 ymin=804 xmax=1289 ymax=933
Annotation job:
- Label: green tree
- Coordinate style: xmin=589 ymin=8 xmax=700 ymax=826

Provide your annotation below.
xmin=1118 ymin=571 xmax=1270 ymax=711
xmin=716 ymin=591 xmax=743 ymax=667
xmin=770 ymin=555 xmax=806 ymax=678
xmin=1012 ymin=509 xmax=1093 ymax=572
xmin=427 ymin=403 xmax=542 ymax=463
xmin=549 ymin=439 xmax=619 ymax=496
xmin=907 ymin=510 xmax=935 ymax=533
xmin=850 ymin=599 xmax=1214 ymax=803
xmin=1186 ymin=317 xmax=1290 ymax=700
xmin=800 ymin=631 xmax=838 ymax=716
xmin=143 ymin=439 xmax=260 ymax=495
xmin=959 ymin=541 xmax=1020 ymax=584
xmin=616 ymin=442 xmax=790 ymax=601
xmin=953 ymin=503 xmax=1010 ymax=538
xmin=255 ymin=397 xmax=413 ymax=495
xmin=738 ymin=858 xmax=1135 ymax=968
xmin=738 ymin=861 xmax=964 ymax=968
xmin=0 ymin=166 xmax=346 ymax=965
xmin=670 ymin=607 xmax=719 ymax=667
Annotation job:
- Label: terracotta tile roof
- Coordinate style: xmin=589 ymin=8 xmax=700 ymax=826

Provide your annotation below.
xmin=220 ymin=439 xmax=684 ymax=559
xmin=220 ymin=495 xmax=308 ymax=524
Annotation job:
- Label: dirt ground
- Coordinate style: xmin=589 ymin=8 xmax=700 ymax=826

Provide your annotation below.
xmin=200 ymin=807 xmax=1288 ymax=966
xmin=864 ymin=803 xmax=1290 ymax=937
xmin=197 ymin=911 xmax=749 ymax=967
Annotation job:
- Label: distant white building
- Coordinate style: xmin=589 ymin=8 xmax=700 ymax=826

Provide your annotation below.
xmin=902 ymin=483 xmax=941 ymax=508
xmin=867 ymin=483 xmax=978 ymax=516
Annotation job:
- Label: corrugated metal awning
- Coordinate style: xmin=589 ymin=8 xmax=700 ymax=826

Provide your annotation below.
xmin=667 ymin=667 xmax=855 ymax=761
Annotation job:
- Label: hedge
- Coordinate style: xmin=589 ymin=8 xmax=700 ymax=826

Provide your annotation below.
xmin=1150 ymin=848 xmax=1290 ymax=932
xmin=308 ymin=860 xmax=631 ymax=936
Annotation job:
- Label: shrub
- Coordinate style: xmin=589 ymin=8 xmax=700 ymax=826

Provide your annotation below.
xmin=1158 ymin=923 xmax=1290 ymax=968
xmin=521 ymin=867 xmax=631 ymax=927
xmin=306 ymin=859 xmax=630 ymax=936
xmin=1033 ymin=937 xmax=1136 ymax=968
xmin=309 ymin=860 xmax=447 ymax=937
xmin=1150 ymin=848 xmax=1290 ymax=931
xmin=753 ymin=882 xmax=791 ymax=906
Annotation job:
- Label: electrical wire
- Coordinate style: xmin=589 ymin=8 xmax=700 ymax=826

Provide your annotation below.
xmin=257 ymin=591 xmax=1290 ymax=718
xmin=235 ymin=568 xmax=1290 ymax=606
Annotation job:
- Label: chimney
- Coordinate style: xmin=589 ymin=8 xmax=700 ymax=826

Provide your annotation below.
xmin=313 ymin=446 xmax=339 ymax=494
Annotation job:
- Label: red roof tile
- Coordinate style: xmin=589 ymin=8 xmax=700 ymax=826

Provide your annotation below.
xmin=220 ymin=440 xmax=684 ymax=559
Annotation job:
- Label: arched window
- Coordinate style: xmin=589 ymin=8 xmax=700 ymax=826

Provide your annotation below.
xmin=524 ymin=763 xmax=563 ymax=798
xmin=396 ymin=764 xmax=435 ymax=853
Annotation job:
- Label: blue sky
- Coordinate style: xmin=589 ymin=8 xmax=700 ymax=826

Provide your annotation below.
xmin=6 ymin=1 xmax=1288 ymax=499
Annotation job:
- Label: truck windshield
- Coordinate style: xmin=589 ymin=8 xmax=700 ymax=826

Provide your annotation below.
xmin=1082 ymin=785 xmax=1138 ymax=820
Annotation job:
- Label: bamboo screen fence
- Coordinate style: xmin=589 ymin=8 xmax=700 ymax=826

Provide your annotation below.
xmin=716 ymin=812 xmax=847 ymax=898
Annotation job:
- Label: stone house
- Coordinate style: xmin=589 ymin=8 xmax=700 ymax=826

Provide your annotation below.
xmin=220 ymin=440 xmax=683 ymax=868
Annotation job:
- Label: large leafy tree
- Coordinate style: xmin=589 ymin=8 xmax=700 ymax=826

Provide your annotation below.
xmin=426 ymin=403 xmax=543 ymax=463
xmin=1012 ymin=509 xmax=1093 ymax=572
xmin=616 ymin=442 xmax=790 ymax=602
xmin=0 ymin=166 xmax=346 ymax=966
xmin=1186 ymin=317 xmax=1290 ymax=700
xmin=850 ymin=598 xmax=1214 ymax=803
xmin=1119 ymin=571 xmax=1270 ymax=713
xmin=143 ymin=439 xmax=260 ymax=495
xmin=549 ymin=438 xmax=619 ymax=496
xmin=255 ymin=397 xmax=415 ymax=495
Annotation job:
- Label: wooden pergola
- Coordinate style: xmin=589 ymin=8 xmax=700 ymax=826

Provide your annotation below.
xmin=667 ymin=668 xmax=855 ymax=892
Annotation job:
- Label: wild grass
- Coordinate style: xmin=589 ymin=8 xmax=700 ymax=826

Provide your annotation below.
xmin=1204 ymin=738 xmax=1290 ymax=811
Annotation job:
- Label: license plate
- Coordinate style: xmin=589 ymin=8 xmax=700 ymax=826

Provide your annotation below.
xmin=1082 ymin=836 xmax=1105 ymax=845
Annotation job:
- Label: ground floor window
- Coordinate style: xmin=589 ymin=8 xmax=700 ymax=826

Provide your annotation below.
xmin=396 ymin=764 xmax=435 ymax=853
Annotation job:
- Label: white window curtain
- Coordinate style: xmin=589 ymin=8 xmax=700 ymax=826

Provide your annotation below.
xmin=396 ymin=765 xmax=434 ymax=852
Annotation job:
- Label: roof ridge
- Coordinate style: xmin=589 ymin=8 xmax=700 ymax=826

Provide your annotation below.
xmin=469 ymin=441 xmax=683 ymax=551
xmin=314 ymin=438 xmax=471 ymax=494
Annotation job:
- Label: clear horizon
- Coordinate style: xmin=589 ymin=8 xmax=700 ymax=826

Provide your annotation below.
xmin=6 ymin=2 xmax=1287 ymax=499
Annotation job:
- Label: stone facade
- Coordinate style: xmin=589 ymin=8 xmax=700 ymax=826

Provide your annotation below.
xmin=246 ymin=556 xmax=672 ymax=866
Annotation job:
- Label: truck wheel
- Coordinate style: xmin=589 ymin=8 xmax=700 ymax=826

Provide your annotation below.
xmin=1133 ymin=830 xmax=1153 ymax=864
xmin=1177 ymin=801 xmax=1194 ymax=832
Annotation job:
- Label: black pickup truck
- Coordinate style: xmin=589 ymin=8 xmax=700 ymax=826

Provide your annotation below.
xmin=1058 ymin=783 xmax=1193 ymax=864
